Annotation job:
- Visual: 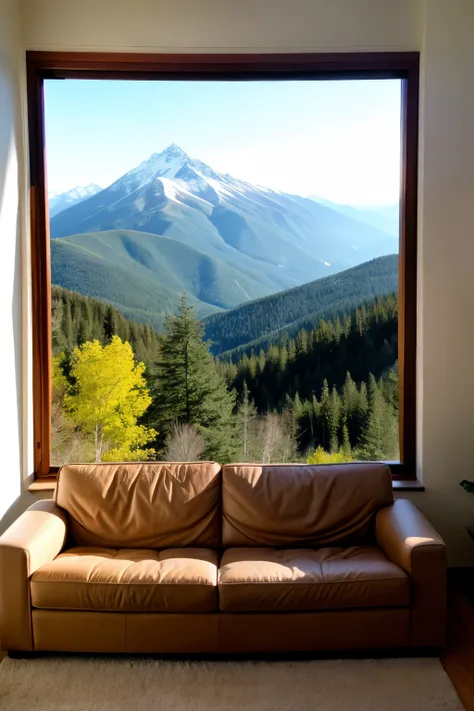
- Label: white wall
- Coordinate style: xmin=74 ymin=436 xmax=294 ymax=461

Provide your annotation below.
xmin=0 ymin=0 xmax=30 ymax=522
xmin=1 ymin=0 xmax=472 ymax=564
xmin=410 ymin=0 xmax=474 ymax=564
xmin=21 ymin=0 xmax=421 ymax=53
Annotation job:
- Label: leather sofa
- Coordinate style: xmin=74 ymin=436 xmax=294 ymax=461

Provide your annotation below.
xmin=0 ymin=461 xmax=446 ymax=654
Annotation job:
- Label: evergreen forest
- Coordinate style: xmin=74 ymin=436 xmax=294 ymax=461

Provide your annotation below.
xmin=51 ymin=286 xmax=399 ymax=466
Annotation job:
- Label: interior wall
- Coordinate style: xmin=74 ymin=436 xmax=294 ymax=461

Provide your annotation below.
xmin=20 ymin=0 xmax=421 ymax=53
xmin=0 ymin=0 xmax=30 ymax=522
xmin=0 ymin=0 xmax=471 ymax=565
xmin=407 ymin=0 xmax=474 ymax=565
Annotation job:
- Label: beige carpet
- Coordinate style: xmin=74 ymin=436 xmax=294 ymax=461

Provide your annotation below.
xmin=0 ymin=656 xmax=464 ymax=710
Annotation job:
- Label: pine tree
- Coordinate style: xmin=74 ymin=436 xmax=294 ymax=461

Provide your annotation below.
xmin=358 ymin=374 xmax=399 ymax=461
xmin=296 ymin=329 xmax=309 ymax=355
xmin=318 ymin=379 xmax=330 ymax=450
xmin=279 ymin=345 xmax=288 ymax=373
xmin=342 ymin=371 xmax=358 ymax=419
xmin=150 ymin=294 xmax=237 ymax=462
xmin=51 ymin=298 xmax=66 ymax=354
xmin=355 ymin=380 xmax=369 ymax=442
xmin=341 ymin=420 xmax=352 ymax=459
xmin=63 ymin=301 xmax=74 ymax=351
xmin=76 ymin=320 xmax=88 ymax=346
xmin=341 ymin=371 xmax=359 ymax=444
xmin=328 ymin=386 xmax=341 ymax=453
xmin=283 ymin=393 xmax=302 ymax=453
xmin=380 ymin=363 xmax=399 ymax=415
xmin=310 ymin=393 xmax=319 ymax=448
xmin=103 ymin=305 xmax=117 ymax=343
xmin=235 ymin=381 xmax=258 ymax=462
xmin=80 ymin=300 xmax=93 ymax=342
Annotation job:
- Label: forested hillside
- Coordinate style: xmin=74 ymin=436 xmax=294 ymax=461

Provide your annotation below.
xmin=51 ymin=286 xmax=161 ymax=365
xmin=52 ymin=289 xmax=399 ymax=466
xmin=223 ymin=292 xmax=399 ymax=458
xmin=50 ymin=231 xmax=233 ymax=329
xmin=204 ymin=254 xmax=398 ymax=355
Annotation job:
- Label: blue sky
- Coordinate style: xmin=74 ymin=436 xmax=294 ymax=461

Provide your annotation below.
xmin=44 ymin=78 xmax=401 ymax=207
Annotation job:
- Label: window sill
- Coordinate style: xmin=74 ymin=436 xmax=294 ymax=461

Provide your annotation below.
xmin=28 ymin=479 xmax=57 ymax=492
xmin=392 ymin=479 xmax=425 ymax=491
xmin=29 ymin=477 xmax=425 ymax=493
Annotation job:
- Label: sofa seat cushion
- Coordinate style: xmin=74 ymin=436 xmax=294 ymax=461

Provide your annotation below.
xmin=31 ymin=547 xmax=218 ymax=613
xmin=218 ymin=546 xmax=410 ymax=612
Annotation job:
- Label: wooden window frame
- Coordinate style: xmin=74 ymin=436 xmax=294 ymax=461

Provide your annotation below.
xmin=26 ymin=51 xmax=419 ymax=481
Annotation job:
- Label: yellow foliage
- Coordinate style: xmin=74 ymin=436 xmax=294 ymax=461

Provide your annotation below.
xmin=63 ymin=337 xmax=156 ymax=462
xmin=306 ymin=446 xmax=353 ymax=465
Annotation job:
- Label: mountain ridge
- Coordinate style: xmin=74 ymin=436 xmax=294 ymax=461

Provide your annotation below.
xmin=204 ymin=254 xmax=398 ymax=356
xmin=49 ymin=184 xmax=102 ymax=217
xmin=50 ymin=144 xmax=398 ymax=298
xmin=308 ymin=195 xmax=399 ymax=237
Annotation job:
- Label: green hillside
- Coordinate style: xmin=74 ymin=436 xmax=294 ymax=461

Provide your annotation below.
xmin=204 ymin=254 xmax=398 ymax=356
xmin=51 ymin=229 xmax=279 ymax=330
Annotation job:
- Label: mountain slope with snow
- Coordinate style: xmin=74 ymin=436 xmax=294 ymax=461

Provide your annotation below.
xmin=50 ymin=145 xmax=397 ymax=299
xmin=49 ymin=184 xmax=102 ymax=218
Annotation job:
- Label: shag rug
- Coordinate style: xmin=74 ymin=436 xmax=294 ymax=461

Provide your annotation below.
xmin=0 ymin=656 xmax=463 ymax=711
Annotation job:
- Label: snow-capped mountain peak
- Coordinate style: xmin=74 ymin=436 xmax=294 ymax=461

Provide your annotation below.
xmin=126 ymin=144 xmax=191 ymax=183
xmin=162 ymin=143 xmax=188 ymax=158
xmin=116 ymin=144 xmax=232 ymax=204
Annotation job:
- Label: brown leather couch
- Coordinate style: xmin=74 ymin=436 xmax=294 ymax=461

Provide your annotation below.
xmin=0 ymin=461 xmax=446 ymax=654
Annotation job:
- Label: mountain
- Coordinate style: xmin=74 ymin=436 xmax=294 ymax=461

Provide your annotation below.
xmin=204 ymin=254 xmax=398 ymax=356
xmin=308 ymin=196 xmax=399 ymax=238
xmin=50 ymin=228 xmax=282 ymax=329
xmin=50 ymin=145 xmax=398 ymax=300
xmin=49 ymin=184 xmax=102 ymax=218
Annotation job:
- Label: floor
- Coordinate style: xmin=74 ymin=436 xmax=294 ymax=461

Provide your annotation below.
xmin=441 ymin=569 xmax=474 ymax=711
xmin=1 ymin=571 xmax=473 ymax=710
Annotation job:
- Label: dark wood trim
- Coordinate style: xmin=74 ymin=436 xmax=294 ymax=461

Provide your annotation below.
xmin=396 ymin=56 xmax=419 ymax=479
xmin=26 ymin=51 xmax=419 ymax=479
xmin=26 ymin=51 xmax=420 ymax=79
xmin=27 ymin=62 xmax=52 ymax=477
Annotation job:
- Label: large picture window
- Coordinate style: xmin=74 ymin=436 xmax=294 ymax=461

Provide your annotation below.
xmin=27 ymin=53 xmax=418 ymax=479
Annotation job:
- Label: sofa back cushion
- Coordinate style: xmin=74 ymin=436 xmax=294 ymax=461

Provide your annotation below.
xmin=222 ymin=462 xmax=393 ymax=547
xmin=55 ymin=462 xmax=221 ymax=548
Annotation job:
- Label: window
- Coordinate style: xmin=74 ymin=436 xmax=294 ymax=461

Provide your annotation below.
xmin=27 ymin=52 xmax=418 ymax=478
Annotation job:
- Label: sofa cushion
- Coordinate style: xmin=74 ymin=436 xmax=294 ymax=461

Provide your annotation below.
xmin=222 ymin=463 xmax=393 ymax=547
xmin=55 ymin=462 xmax=221 ymax=548
xmin=218 ymin=546 xmax=410 ymax=612
xmin=31 ymin=547 xmax=218 ymax=613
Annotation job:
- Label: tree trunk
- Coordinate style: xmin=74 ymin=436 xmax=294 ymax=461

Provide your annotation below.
xmin=95 ymin=423 xmax=102 ymax=463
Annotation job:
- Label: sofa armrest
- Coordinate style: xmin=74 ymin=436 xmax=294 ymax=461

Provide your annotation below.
xmin=376 ymin=499 xmax=446 ymax=647
xmin=0 ymin=500 xmax=68 ymax=651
